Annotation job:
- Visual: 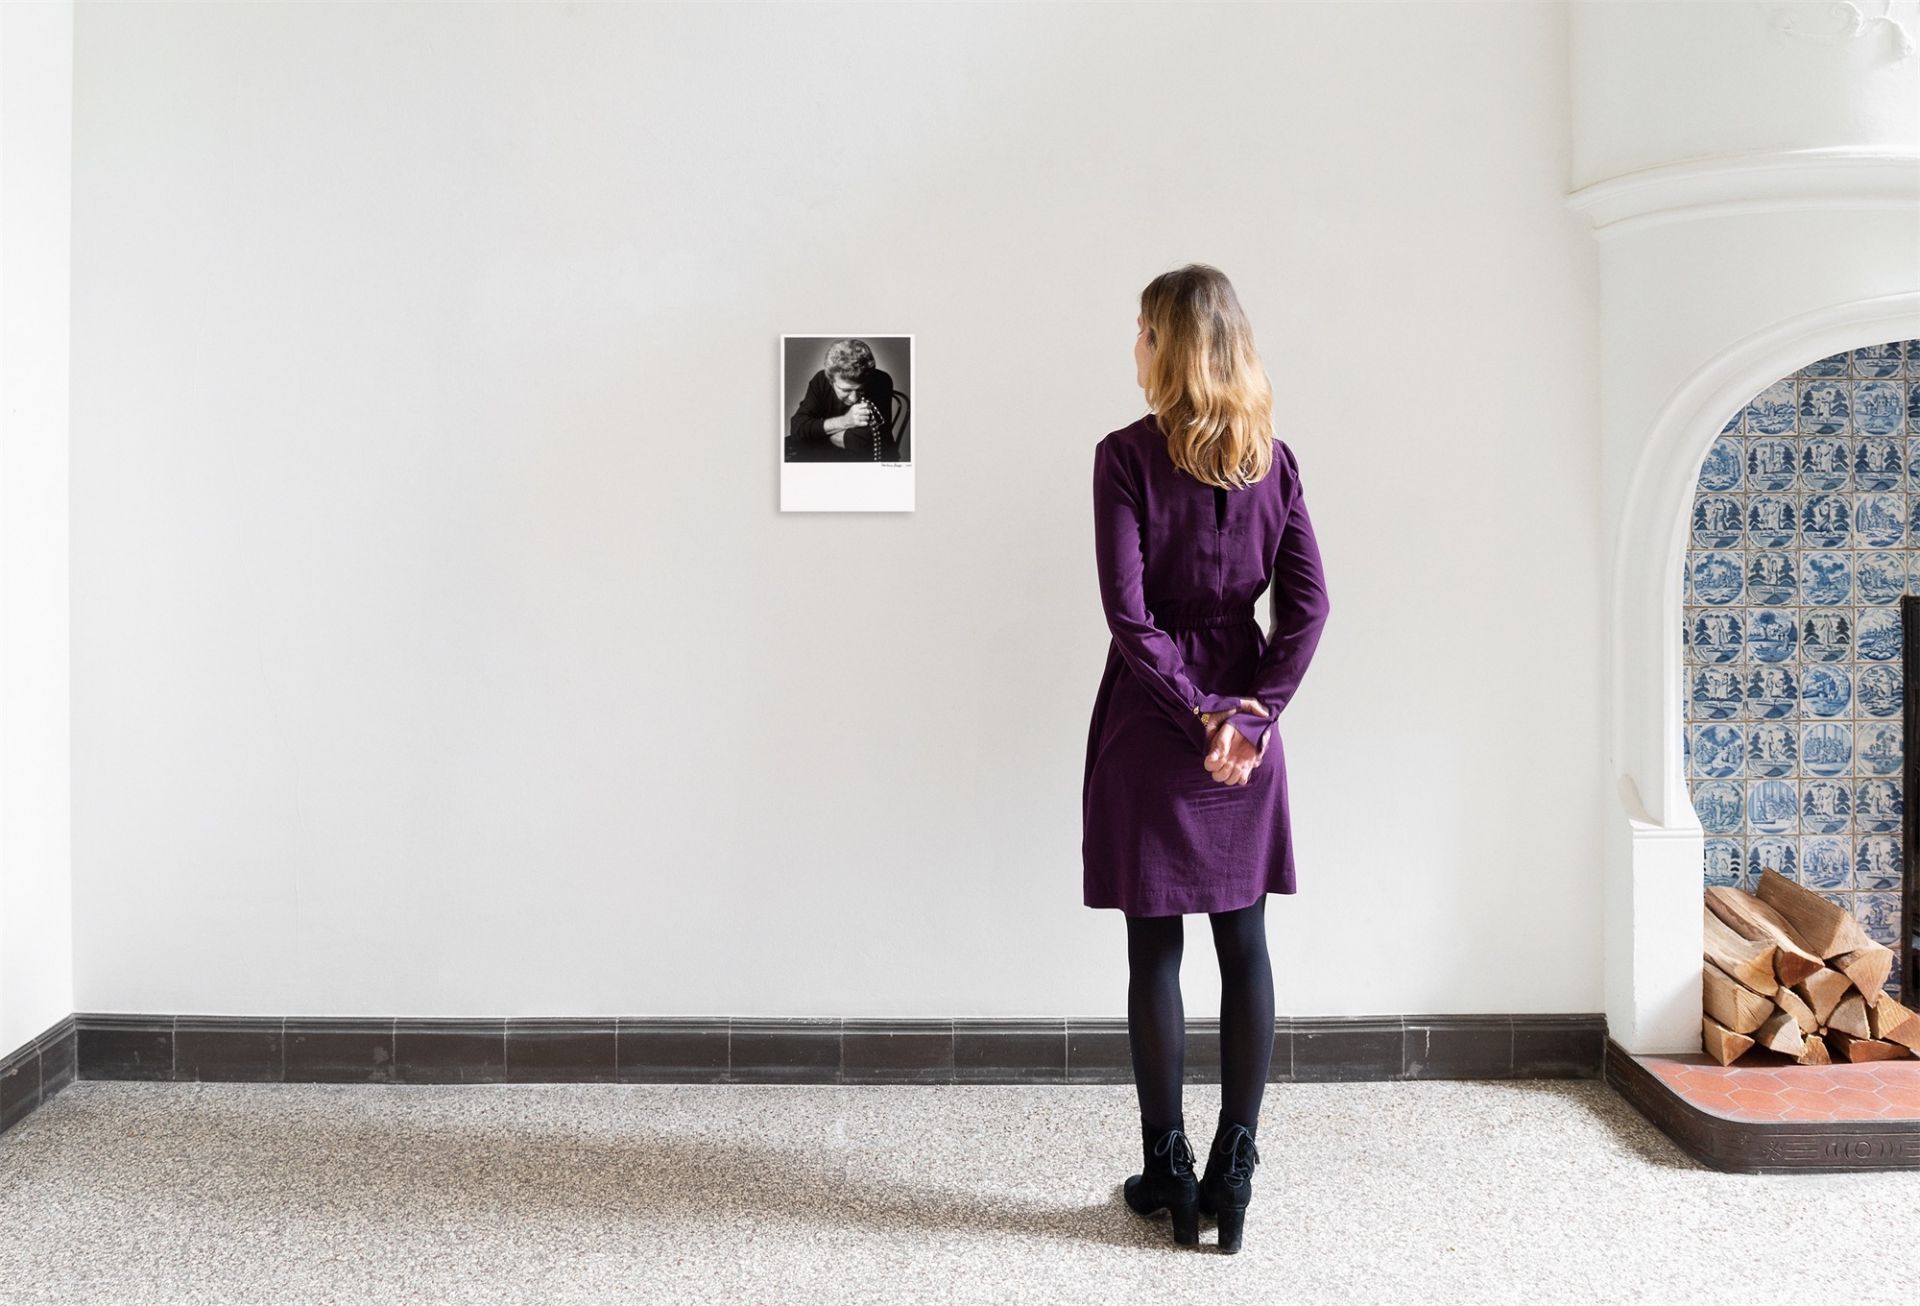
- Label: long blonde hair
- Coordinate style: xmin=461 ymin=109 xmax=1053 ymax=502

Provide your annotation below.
xmin=1138 ymin=263 xmax=1276 ymax=489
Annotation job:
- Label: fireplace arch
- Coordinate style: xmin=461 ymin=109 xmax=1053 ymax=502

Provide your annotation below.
xmin=1606 ymin=293 xmax=1920 ymax=1050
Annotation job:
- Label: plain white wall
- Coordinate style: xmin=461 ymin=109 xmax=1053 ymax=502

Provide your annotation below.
xmin=0 ymin=1 xmax=75 ymax=1055
xmin=69 ymin=2 xmax=1600 ymax=1020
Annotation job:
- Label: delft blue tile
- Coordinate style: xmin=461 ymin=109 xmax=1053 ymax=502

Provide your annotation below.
xmin=1800 ymin=778 xmax=1850 ymax=832
xmin=1857 ymin=380 xmax=1904 ymax=434
xmin=1857 ymin=721 xmax=1902 ymax=775
xmin=1692 ymin=665 xmax=1744 ymax=719
xmin=1856 ymin=835 xmax=1902 ymax=890
xmin=1747 ymin=835 xmax=1796 ymax=884
xmin=1747 ymin=495 xmax=1796 ymax=546
xmin=1801 ymin=608 xmax=1851 ymax=660
xmin=1857 ymin=663 xmax=1901 ymax=716
xmin=1748 ymin=381 xmax=1799 ymax=437
xmin=1694 ymin=494 xmax=1744 ymax=547
xmin=1855 ymin=436 xmax=1904 ymax=488
xmin=1857 ymin=892 xmax=1901 ymax=945
xmin=1800 ymin=663 xmax=1851 ymax=716
xmin=1699 ymin=435 xmax=1743 ymax=489
xmin=1691 ymin=551 xmax=1745 ymax=604
xmin=1748 ymin=721 xmax=1798 ymax=776
xmin=1745 ymin=550 xmax=1796 ymax=603
xmin=1693 ymin=780 xmax=1744 ymax=833
xmin=1856 ymin=778 xmax=1902 ymax=832
xmin=1800 ymin=385 xmax=1853 ymax=438
xmin=1800 ymin=551 xmax=1852 ymax=604
xmin=1743 ymin=664 xmax=1796 ymax=718
xmin=1855 ymin=493 xmax=1905 ymax=547
xmin=1856 ymin=605 xmax=1902 ymax=658
xmin=1856 ymin=549 xmax=1906 ymax=600
xmin=1850 ymin=344 xmax=1900 ymax=378
xmin=1801 ymin=493 xmax=1851 ymax=546
xmin=1703 ymin=839 xmax=1744 ymax=887
xmin=1689 ymin=608 xmax=1744 ymax=662
xmin=1692 ymin=723 xmax=1747 ymax=778
xmin=1750 ymin=608 xmax=1800 ymax=661
xmin=1748 ymin=437 xmax=1798 ymax=488
xmin=1800 ymin=722 xmax=1851 ymax=776
xmin=1799 ymin=835 xmax=1852 ymax=889
xmin=1807 ymin=351 xmax=1851 ymax=378
xmin=1746 ymin=782 xmax=1798 ymax=834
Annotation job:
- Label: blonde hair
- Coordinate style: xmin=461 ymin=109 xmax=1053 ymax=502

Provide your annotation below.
xmin=1138 ymin=263 xmax=1276 ymax=489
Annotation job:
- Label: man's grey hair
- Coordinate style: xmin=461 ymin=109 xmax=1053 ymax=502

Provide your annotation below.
xmin=823 ymin=339 xmax=876 ymax=381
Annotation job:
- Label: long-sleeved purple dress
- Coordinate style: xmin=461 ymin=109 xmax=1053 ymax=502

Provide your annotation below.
xmin=1082 ymin=413 xmax=1332 ymax=917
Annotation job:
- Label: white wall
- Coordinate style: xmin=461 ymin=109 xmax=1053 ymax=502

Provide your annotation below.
xmin=69 ymin=2 xmax=1600 ymax=1020
xmin=0 ymin=0 xmax=75 ymax=1054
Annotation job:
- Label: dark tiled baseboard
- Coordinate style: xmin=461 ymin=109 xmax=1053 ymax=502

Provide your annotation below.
xmin=1602 ymin=1036 xmax=1920 ymax=1173
xmin=40 ymin=1013 xmax=1606 ymax=1095
xmin=0 ymin=1016 xmax=77 ymax=1136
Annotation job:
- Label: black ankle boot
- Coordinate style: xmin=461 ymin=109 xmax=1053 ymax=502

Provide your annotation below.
xmin=1196 ymin=1117 xmax=1261 ymax=1253
xmin=1122 ymin=1119 xmax=1200 ymax=1246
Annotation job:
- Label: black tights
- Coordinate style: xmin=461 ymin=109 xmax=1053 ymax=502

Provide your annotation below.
xmin=1124 ymin=897 xmax=1274 ymax=1135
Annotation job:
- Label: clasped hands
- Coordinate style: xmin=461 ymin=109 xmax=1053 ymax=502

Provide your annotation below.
xmin=1198 ymin=698 xmax=1271 ymax=786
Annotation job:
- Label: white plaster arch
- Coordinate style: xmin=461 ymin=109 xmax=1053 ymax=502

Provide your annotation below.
xmin=1615 ymin=291 xmax=1920 ymax=834
xmin=1602 ymin=291 xmax=1920 ymax=1053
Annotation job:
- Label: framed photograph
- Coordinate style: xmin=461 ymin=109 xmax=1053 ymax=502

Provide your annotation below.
xmin=780 ymin=334 xmax=914 ymax=512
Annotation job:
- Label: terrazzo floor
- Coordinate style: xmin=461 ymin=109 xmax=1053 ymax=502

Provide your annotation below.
xmin=0 ymin=1078 xmax=1915 ymax=1305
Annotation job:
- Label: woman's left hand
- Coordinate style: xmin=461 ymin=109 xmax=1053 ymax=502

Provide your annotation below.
xmin=1202 ymin=706 xmax=1268 ymax=786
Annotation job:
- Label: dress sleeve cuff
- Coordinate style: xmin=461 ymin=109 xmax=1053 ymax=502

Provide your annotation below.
xmin=1226 ymin=705 xmax=1274 ymax=753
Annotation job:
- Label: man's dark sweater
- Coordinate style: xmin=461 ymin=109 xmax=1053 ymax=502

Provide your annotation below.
xmin=786 ymin=368 xmax=898 ymax=462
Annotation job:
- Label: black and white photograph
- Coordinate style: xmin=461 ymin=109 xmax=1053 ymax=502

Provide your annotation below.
xmin=780 ymin=334 xmax=914 ymax=512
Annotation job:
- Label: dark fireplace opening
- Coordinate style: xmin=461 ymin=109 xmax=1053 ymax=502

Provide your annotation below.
xmin=1901 ymin=594 xmax=1919 ymax=1001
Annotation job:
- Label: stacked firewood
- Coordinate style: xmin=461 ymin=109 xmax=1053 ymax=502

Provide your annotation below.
xmin=1702 ymin=867 xmax=1919 ymax=1066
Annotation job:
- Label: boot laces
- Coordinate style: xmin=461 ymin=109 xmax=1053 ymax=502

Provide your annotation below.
xmin=1216 ymin=1125 xmax=1260 ymax=1182
xmin=1151 ymin=1128 xmax=1197 ymax=1175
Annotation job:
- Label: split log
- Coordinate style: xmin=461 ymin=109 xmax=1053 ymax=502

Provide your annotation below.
xmin=1751 ymin=1009 xmax=1806 ymax=1057
xmin=1796 ymin=1032 xmax=1833 ymax=1065
xmin=1774 ymin=985 xmax=1819 ymax=1037
xmin=1832 ymin=943 xmax=1894 ymax=1007
xmin=1828 ymin=992 xmax=1872 ymax=1039
xmin=1868 ymin=995 xmax=1920 ymax=1051
xmin=1704 ymin=908 xmax=1778 ymax=994
xmin=1827 ymin=1032 xmax=1910 ymax=1063
xmin=1703 ymin=961 xmax=1774 ymax=1034
xmin=1702 ymin=1016 xmax=1755 ymax=1067
xmin=1752 ymin=867 xmax=1875 ymax=959
xmin=1792 ymin=968 xmax=1855 ymax=1027
xmin=1705 ymin=887 xmax=1825 ymax=986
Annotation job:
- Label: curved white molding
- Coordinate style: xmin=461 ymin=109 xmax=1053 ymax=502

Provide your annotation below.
xmin=1611 ymin=291 xmax=1920 ymax=832
xmin=1758 ymin=0 xmax=1918 ymax=59
xmin=1567 ymin=147 xmax=1920 ymax=237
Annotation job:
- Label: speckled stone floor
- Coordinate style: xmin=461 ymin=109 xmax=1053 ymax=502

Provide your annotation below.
xmin=0 ymin=1079 xmax=1915 ymax=1305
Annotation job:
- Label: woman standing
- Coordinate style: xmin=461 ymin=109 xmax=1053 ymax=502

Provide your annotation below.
xmin=1081 ymin=263 xmax=1332 ymax=1253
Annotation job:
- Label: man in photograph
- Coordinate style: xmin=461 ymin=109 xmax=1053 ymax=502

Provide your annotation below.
xmin=786 ymin=338 xmax=900 ymax=462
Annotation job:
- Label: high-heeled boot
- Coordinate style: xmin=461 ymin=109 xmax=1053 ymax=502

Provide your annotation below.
xmin=1196 ymin=1117 xmax=1261 ymax=1253
xmin=1121 ymin=1119 xmax=1200 ymax=1246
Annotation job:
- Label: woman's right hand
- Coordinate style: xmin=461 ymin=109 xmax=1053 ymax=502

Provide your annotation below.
xmin=1202 ymin=699 xmax=1270 ymax=785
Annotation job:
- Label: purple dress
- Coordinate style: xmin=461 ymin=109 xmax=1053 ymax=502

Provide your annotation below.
xmin=1081 ymin=413 xmax=1332 ymax=917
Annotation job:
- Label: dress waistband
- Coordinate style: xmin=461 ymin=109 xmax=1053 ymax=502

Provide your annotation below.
xmin=1147 ymin=597 xmax=1257 ymax=629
